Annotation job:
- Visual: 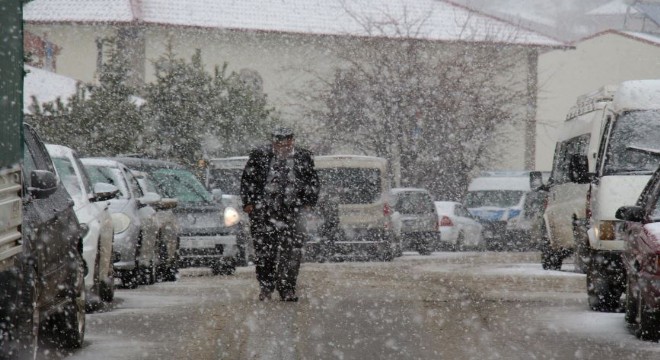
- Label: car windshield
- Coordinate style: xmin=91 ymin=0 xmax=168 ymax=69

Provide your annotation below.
xmin=464 ymin=190 xmax=523 ymax=208
xmin=208 ymin=168 xmax=243 ymax=195
xmin=84 ymin=165 xmax=128 ymax=199
xmin=52 ymin=157 xmax=85 ymax=203
xmin=394 ymin=192 xmax=434 ymax=215
xmin=317 ymin=167 xmax=381 ymax=204
xmin=603 ymin=110 xmax=660 ymax=175
xmin=150 ymin=168 xmax=213 ymax=204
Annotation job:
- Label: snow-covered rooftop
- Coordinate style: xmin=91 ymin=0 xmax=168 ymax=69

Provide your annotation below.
xmin=23 ymin=65 xmax=80 ymax=114
xmin=23 ymin=65 xmax=146 ymax=114
xmin=23 ymin=0 xmax=564 ymax=47
xmin=574 ymin=29 xmax=660 ymax=47
xmin=587 ymin=0 xmax=637 ymax=16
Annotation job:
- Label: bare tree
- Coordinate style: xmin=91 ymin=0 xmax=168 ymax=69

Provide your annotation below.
xmin=304 ymin=3 xmax=532 ymax=200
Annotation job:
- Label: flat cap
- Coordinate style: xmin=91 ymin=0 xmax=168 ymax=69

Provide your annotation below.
xmin=271 ymin=126 xmax=294 ymax=140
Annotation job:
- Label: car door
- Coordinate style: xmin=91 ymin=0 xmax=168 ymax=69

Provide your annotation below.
xmin=460 ymin=204 xmax=483 ymax=241
xmin=23 ymin=126 xmax=80 ymax=303
xmin=124 ymin=168 xmax=158 ymax=266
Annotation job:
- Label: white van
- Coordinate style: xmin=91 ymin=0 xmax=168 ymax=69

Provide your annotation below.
xmin=313 ymin=155 xmax=394 ymax=260
xmin=207 ymin=155 xmax=395 ymax=261
xmin=544 ymin=80 xmax=660 ymax=312
xmin=465 ymin=171 xmax=548 ymax=250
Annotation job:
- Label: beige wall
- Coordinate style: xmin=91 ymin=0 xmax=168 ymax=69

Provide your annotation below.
xmin=25 ymin=22 xmax=534 ymax=171
xmin=537 ymin=33 xmax=660 ymax=170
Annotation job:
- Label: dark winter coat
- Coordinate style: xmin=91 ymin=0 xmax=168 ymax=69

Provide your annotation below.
xmin=240 ymin=145 xmax=320 ymax=234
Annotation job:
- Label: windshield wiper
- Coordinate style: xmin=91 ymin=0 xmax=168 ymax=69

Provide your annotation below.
xmin=626 ymin=145 xmax=660 ymax=156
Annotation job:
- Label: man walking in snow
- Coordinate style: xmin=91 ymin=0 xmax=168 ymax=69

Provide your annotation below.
xmin=240 ymin=127 xmax=319 ymax=301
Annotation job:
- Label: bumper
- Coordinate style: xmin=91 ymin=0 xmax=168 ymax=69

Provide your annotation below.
xmin=81 ymin=225 xmax=101 ymax=292
xmin=112 ymin=224 xmax=140 ymax=271
xmin=439 ymin=227 xmax=458 ymax=244
xmin=178 ymin=234 xmax=238 ymax=267
xmin=401 ymin=231 xmax=439 ymax=251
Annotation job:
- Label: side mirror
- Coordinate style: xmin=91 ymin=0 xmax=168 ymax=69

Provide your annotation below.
xmin=529 ymin=171 xmax=544 ymax=190
xmin=568 ymin=154 xmax=591 ymax=184
xmin=615 ymin=206 xmax=645 ymax=223
xmin=28 ymin=170 xmax=58 ymax=199
xmin=155 ymin=198 xmax=178 ymax=210
xmin=138 ymin=192 xmax=161 ymax=208
xmin=92 ymin=182 xmax=120 ymax=202
xmin=212 ymin=189 xmax=223 ymax=203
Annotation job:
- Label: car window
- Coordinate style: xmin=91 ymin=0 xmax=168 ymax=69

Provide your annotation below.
xmin=465 ymin=190 xmax=523 ymax=208
xmin=85 ymin=165 xmax=128 ymax=199
xmin=150 ymin=168 xmax=213 ymax=204
xmin=126 ymin=170 xmax=144 ymax=198
xmin=22 ymin=141 xmax=37 ymax=183
xmin=52 ymin=157 xmax=85 ymax=203
xmin=394 ymin=192 xmax=434 ymax=215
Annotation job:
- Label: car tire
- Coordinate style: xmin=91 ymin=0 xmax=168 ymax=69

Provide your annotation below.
xmin=119 ymin=270 xmax=139 ymax=289
xmin=140 ymin=261 xmax=156 ymax=285
xmin=49 ymin=256 xmax=85 ymax=349
xmin=212 ymin=262 xmax=235 ymax=275
xmin=586 ymin=266 xmax=620 ymax=312
xmin=540 ymin=228 xmax=562 ymax=271
xmin=636 ymin=295 xmax=660 ymax=341
xmin=455 ymin=232 xmax=465 ymax=252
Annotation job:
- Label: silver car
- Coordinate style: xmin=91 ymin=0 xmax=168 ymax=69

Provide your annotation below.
xmin=390 ymin=188 xmax=440 ymax=255
xmin=81 ymin=158 xmax=161 ymax=288
xmin=133 ymin=171 xmax=181 ymax=281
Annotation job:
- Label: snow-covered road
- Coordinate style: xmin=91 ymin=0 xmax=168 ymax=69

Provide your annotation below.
xmin=33 ymin=252 xmax=660 ymax=359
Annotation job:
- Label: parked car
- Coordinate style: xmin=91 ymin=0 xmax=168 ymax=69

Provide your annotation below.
xmin=110 ymin=157 xmax=242 ymax=275
xmin=314 ymin=155 xmax=396 ymax=261
xmin=21 ymin=124 xmax=86 ymax=348
xmin=81 ymin=158 xmax=161 ymax=288
xmin=132 ymin=170 xmax=181 ymax=281
xmin=465 ymin=171 xmax=548 ymax=251
xmin=46 ymin=144 xmax=117 ymax=305
xmin=616 ymin=164 xmax=660 ymax=341
xmin=389 ymin=188 xmax=439 ymax=255
xmin=434 ymin=201 xmax=484 ymax=250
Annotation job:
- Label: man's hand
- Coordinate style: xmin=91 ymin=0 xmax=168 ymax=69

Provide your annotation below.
xmin=243 ymin=204 xmax=254 ymax=214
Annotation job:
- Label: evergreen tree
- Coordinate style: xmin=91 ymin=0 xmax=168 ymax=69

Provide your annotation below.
xmin=29 ymin=37 xmax=143 ymax=157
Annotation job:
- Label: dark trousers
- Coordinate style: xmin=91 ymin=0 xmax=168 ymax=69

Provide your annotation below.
xmin=253 ymin=225 xmax=303 ymax=297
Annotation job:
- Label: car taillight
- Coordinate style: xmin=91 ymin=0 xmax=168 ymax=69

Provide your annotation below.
xmin=440 ymin=216 xmax=453 ymax=227
xmin=383 ymin=203 xmax=392 ymax=217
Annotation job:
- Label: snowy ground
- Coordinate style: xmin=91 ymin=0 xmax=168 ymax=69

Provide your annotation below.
xmin=28 ymin=252 xmax=660 ymax=359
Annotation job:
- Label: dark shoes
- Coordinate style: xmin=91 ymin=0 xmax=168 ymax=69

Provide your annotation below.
xmin=280 ymin=291 xmax=298 ymax=302
xmin=258 ymin=290 xmax=272 ymax=301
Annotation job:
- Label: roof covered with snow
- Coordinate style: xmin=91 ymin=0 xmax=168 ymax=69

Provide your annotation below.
xmin=23 ymin=0 xmax=564 ymax=47
xmin=587 ymin=0 xmax=637 ymax=15
xmin=574 ymin=29 xmax=660 ymax=47
xmin=23 ymin=65 xmax=80 ymax=114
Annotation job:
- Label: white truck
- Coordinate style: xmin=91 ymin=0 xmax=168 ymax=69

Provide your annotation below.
xmin=544 ymin=80 xmax=660 ymax=312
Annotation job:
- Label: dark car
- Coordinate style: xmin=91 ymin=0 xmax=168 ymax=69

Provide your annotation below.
xmin=111 ymin=157 xmax=243 ymax=275
xmin=616 ymin=166 xmax=660 ymax=341
xmin=2 ymin=124 xmax=86 ymax=354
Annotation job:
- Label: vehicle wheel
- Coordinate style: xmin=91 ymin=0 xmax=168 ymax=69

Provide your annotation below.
xmin=625 ymin=279 xmax=638 ymax=325
xmin=211 ymin=262 xmax=235 ymax=275
xmin=636 ymin=295 xmax=660 ymax=341
xmin=586 ymin=266 xmax=620 ymax=312
xmin=455 ymin=232 xmax=465 ymax=252
xmin=140 ymin=261 xmax=156 ymax=285
xmin=49 ymin=256 xmax=85 ymax=349
xmin=540 ymin=229 xmax=562 ymax=270
xmin=119 ymin=270 xmax=139 ymax=289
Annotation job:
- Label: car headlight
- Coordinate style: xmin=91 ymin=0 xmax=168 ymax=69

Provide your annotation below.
xmin=111 ymin=213 xmax=131 ymax=234
xmin=224 ymin=207 xmax=240 ymax=227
